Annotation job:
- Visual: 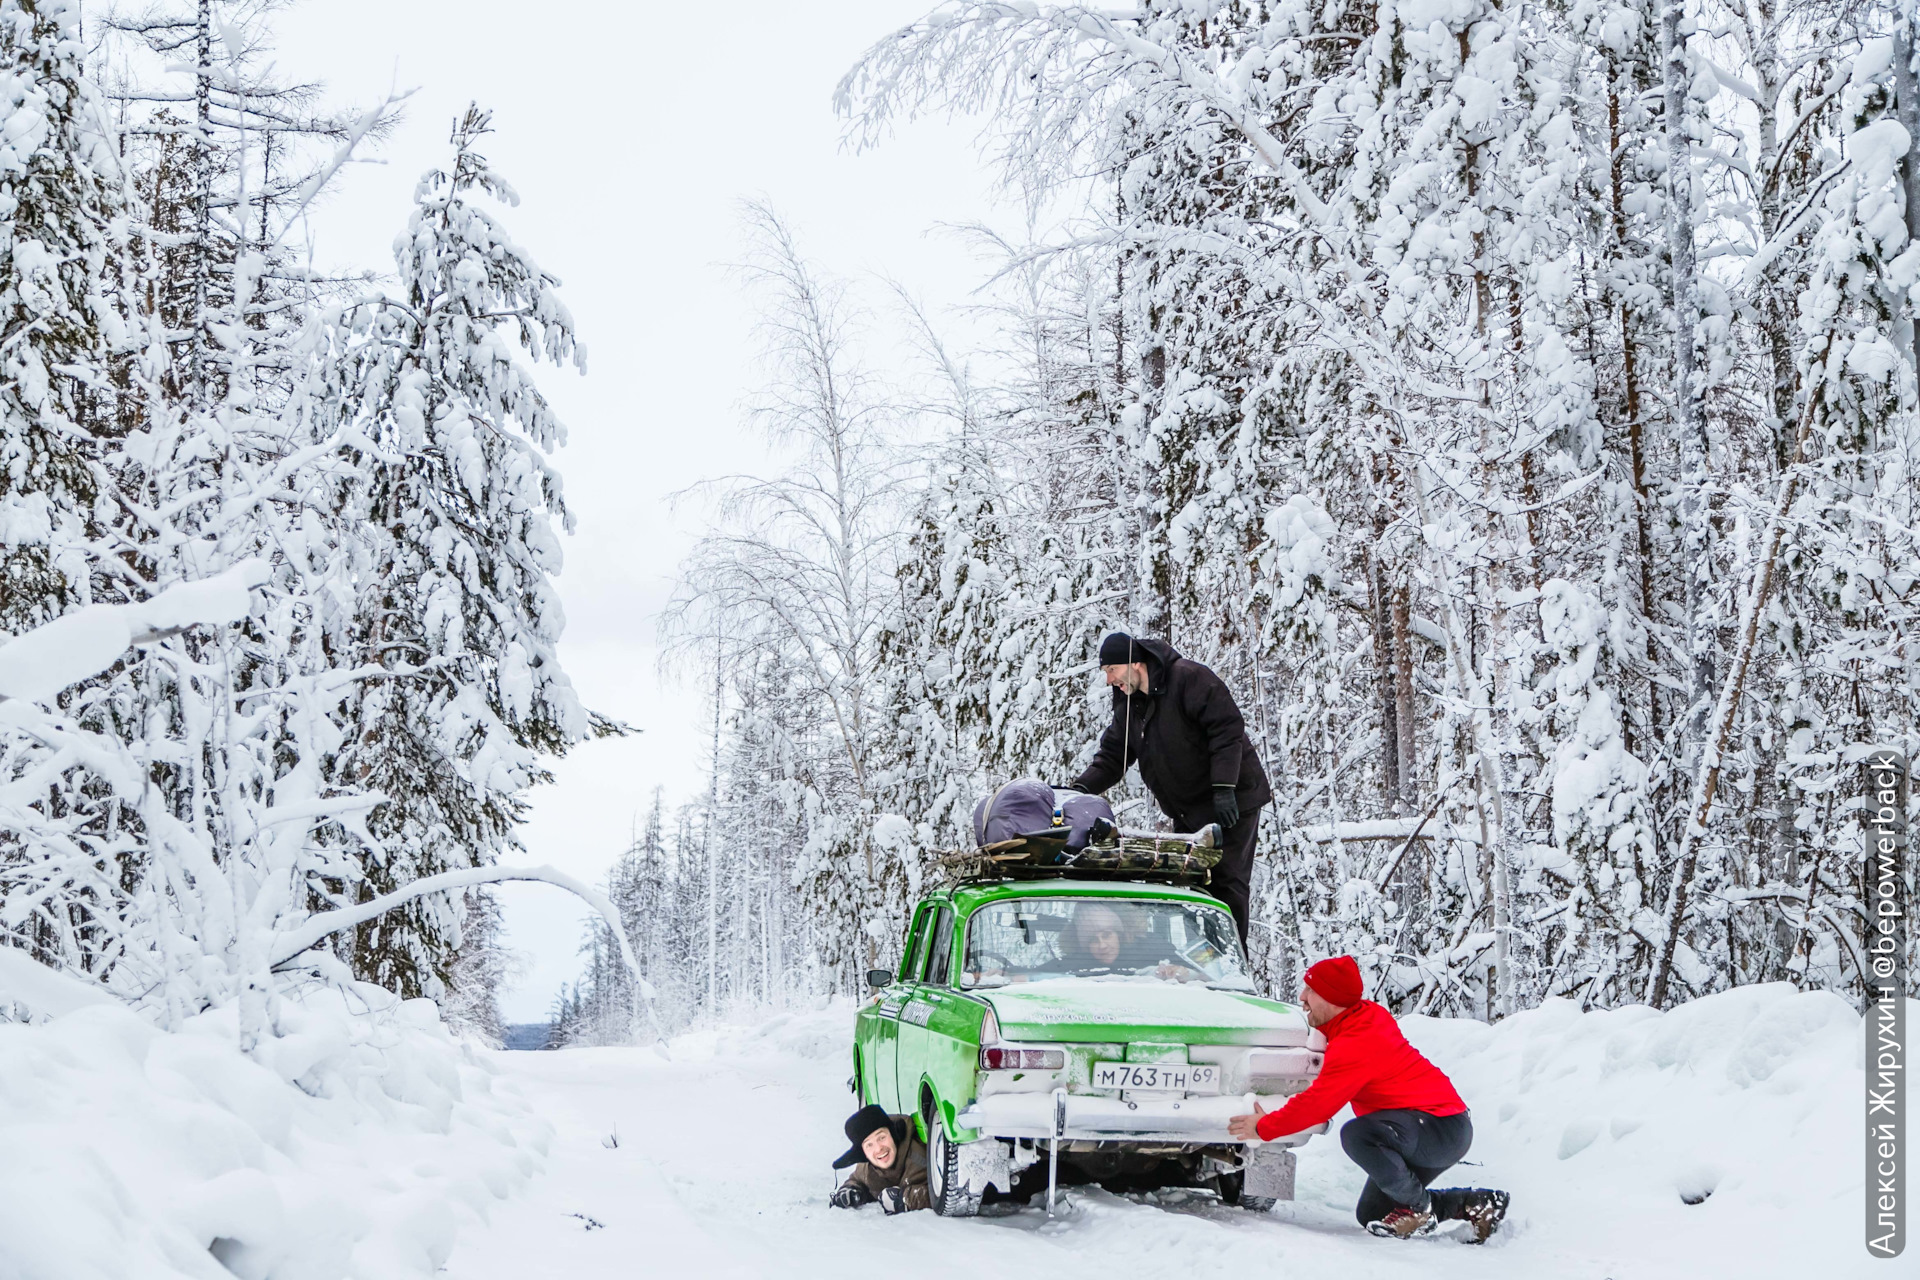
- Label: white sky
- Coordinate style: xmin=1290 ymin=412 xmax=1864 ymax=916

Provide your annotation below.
xmin=262 ymin=0 xmax=1007 ymax=1022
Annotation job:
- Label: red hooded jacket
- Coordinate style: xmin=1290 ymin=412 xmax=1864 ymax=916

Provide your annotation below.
xmin=1254 ymin=999 xmax=1466 ymax=1142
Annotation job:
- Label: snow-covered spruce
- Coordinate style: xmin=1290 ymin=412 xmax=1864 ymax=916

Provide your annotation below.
xmin=310 ymin=105 xmax=596 ymax=1011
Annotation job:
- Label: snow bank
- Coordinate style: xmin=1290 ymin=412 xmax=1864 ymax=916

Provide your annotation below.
xmin=1379 ymin=983 xmax=1889 ymax=1269
xmin=0 ymin=981 xmax=550 ymax=1280
xmin=671 ymin=998 xmax=858 ymax=1065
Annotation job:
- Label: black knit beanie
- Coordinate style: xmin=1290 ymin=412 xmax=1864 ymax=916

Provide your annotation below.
xmin=1098 ymin=632 xmax=1140 ymax=667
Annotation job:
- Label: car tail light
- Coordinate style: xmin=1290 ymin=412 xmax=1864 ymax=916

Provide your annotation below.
xmin=979 ymin=1047 xmax=1065 ymax=1071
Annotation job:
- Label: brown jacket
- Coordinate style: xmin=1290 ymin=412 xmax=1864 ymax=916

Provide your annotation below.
xmin=840 ymin=1127 xmax=930 ymax=1211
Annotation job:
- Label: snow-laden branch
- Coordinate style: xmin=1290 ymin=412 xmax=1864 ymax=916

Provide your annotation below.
xmin=0 ymin=559 xmax=269 ymax=703
xmin=1295 ymin=818 xmax=1482 ymax=846
xmin=268 ymin=864 xmax=666 ymax=1044
xmin=838 ymin=3 xmax=1331 ymax=222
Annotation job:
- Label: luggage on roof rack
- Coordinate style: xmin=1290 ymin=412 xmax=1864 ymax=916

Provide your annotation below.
xmin=971 ymin=779 xmax=1118 ymax=850
xmin=947 ymin=780 xmax=1223 ymax=884
xmin=935 ymin=823 xmax=1224 ymax=886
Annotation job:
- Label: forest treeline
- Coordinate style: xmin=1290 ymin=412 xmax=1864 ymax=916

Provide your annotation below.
xmin=555 ymin=0 xmax=1918 ymax=1043
xmin=0 ymin=0 xmax=587 ymax=1044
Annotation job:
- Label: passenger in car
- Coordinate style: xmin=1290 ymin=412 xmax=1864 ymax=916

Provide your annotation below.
xmin=829 ymin=1104 xmax=930 ymax=1213
xmin=1041 ymin=903 xmax=1203 ymax=981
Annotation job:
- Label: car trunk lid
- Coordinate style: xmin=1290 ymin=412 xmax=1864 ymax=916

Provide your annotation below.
xmin=978 ymin=978 xmax=1312 ymax=1046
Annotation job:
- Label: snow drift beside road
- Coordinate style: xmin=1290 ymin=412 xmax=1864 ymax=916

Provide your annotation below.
xmin=1389 ymin=983 xmax=1876 ymax=1270
xmin=0 ymin=982 xmax=550 ymax=1280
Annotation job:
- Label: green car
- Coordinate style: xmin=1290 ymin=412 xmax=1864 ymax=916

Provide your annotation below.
xmin=853 ymin=877 xmax=1327 ymax=1216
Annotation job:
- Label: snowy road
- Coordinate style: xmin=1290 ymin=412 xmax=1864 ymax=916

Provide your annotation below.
xmin=441 ymin=997 xmax=1882 ymax=1280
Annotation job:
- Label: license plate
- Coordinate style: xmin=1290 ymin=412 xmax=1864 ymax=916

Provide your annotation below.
xmin=1091 ymin=1061 xmax=1218 ymax=1094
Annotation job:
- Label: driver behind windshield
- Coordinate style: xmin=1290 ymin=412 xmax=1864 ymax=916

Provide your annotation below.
xmin=1042 ymin=903 xmax=1201 ymax=981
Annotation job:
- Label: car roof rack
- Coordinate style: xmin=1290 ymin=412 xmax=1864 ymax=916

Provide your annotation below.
xmin=934 ymin=828 xmax=1222 ymax=887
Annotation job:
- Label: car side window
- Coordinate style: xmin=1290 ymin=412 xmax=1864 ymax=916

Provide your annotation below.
xmin=927 ymin=907 xmax=956 ymax=986
xmin=901 ymin=905 xmax=933 ymax=981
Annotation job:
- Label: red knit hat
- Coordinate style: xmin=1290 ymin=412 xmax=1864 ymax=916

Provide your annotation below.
xmin=1303 ymin=956 xmax=1363 ymax=1007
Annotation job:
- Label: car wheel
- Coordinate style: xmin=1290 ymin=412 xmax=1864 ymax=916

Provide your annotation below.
xmin=1214 ymin=1170 xmax=1274 ymax=1213
xmin=926 ymin=1112 xmax=983 ymax=1217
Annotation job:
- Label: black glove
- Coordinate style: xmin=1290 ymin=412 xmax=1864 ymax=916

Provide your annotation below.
xmin=831 ymin=1182 xmax=874 ymax=1209
xmin=1213 ymin=784 xmax=1241 ymax=831
xmin=878 ymin=1185 xmax=907 ymax=1215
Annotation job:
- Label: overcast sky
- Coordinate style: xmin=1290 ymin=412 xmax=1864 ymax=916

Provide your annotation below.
xmin=264 ymin=0 xmax=1004 ymax=1022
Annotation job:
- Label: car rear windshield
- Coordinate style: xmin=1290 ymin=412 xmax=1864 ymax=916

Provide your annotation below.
xmin=960 ymin=897 xmax=1251 ymax=989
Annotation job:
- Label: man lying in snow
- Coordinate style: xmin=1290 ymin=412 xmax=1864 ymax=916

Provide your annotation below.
xmin=829 ymin=1105 xmax=929 ymax=1213
xmin=1228 ymin=956 xmax=1511 ymax=1242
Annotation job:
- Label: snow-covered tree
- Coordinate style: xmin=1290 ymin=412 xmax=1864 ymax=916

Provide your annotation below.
xmin=2 ymin=0 xmax=622 ymax=1051
xmin=821 ymin=0 xmax=1920 ymax=1015
xmin=314 ymin=105 xmax=595 ymax=1000
xmin=563 ymin=0 xmax=1918 ymax=1030
xmin=0 ymin=0 xmax=126 ymax=632
xmin=665 ymin=203 xmax=911 ymax=986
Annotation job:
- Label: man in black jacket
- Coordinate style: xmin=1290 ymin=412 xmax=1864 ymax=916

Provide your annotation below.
xmin=1067 ymin=632 xmax=1272 ymax=948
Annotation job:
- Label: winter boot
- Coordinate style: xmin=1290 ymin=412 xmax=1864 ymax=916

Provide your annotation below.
xmin=1366 ymin=1205 xmax=1436 ymax=1239
xmin=1457 ymin=1189 xmax=1510 ymax=1243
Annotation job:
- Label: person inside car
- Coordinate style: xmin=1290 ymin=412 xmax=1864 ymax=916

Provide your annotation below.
xmin=1043 ymin=903 xmax=1203 ymax=982
xmin=829 ymin=1104 xmax=929 ymax=1213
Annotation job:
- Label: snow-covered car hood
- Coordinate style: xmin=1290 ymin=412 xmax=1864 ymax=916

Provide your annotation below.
xmin=979 ymin=977 xmax=1315 ymax=1046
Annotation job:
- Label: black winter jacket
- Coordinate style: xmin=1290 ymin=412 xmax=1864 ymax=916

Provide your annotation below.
xmin=1070 ymin=638 xmax=1272 ymax=819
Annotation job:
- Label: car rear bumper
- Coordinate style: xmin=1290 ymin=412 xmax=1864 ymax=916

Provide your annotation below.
xmin=957 ymin=1092 xmax=1326 ymax=1145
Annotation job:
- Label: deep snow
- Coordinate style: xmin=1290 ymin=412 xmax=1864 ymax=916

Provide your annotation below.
xmin=0 ymin=981 xmax=548 ymax=1280
xmin=444 ymin=983 xmax=1893 ymax=1280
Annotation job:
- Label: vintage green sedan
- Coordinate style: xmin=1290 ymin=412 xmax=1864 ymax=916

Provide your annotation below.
xmin=854 ymin=877 xmax=1326 ymax=1216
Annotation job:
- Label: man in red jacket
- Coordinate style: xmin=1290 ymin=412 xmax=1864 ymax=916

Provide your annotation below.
xmin=1228 ymin=956 xmax=1509 ymax=1241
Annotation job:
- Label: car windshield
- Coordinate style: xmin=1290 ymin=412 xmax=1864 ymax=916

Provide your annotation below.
xmin=960 ymin=897 xmax=1251 ymax=989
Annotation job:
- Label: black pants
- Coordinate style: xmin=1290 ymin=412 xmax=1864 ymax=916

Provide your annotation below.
xmin=1341 ymin=1108 xmax=1473 ymax=1224
xmin=1176 ymin=801 xmax=1259 ymax=950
